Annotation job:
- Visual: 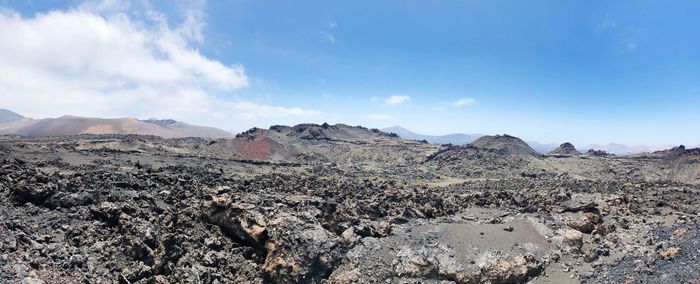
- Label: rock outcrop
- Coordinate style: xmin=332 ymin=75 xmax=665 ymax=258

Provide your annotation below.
xmin=549 ymin=142 xmax=581 ymax=155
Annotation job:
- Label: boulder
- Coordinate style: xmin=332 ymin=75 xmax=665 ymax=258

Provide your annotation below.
xmin=262 ymin=213 xmax=342 ymax=283
xmin=566 ymin=213 xmax=602 ymax=234
xmin=556 ymin=229 xmax=583 ymax=253
xmin=203 ymin=201 xmax=268 ymax=246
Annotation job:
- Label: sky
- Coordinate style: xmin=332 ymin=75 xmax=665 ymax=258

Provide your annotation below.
xmin=0 ymin=0 xmax=699 ymax=146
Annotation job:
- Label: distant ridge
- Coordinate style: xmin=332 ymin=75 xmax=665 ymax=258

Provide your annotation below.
xmin=525 ymin=140 xmax=558 ymax=154
xmin=382 ymin=125 xmax=677 ymax=154
xmin=584 ymin=143 xmax=673 ymax=155
xmin=0 ymin=109 xmax=233 ymax=139
xmin=0 ymin=109 xmax=25 ymax=123
xmin=382 ymin=126 xmax=482 ymax=145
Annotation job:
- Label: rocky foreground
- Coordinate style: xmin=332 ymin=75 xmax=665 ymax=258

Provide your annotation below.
xmin=1 ymin=124 xmax=699 ymax=283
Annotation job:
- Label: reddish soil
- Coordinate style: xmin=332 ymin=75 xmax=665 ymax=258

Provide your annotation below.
xmin=234 ymin=139 xmax=272 ymax=160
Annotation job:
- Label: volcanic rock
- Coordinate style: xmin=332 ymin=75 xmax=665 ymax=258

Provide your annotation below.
xmin=203 ymin=200 xmax=269 ymax=246
xmin=587 ymin=149 xmax=610 ymax=156
xmin=556 ymin=229 xmax=584 ymax=253
xmin=549 ymin=142 xmax=581 ymax=155
xmin=470 ymin=134 xmax=539 ymax=156
xmin=262 ymin=213 xmax=343 ymax=283
xmin=566 ymin=213 xmax=603 ymax=234
xmin=1 ymin=131 xmax=700 ymax=283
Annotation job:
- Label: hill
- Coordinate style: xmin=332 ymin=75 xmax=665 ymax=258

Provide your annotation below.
xmin=470 ymin=134 xmax=539 ymax=156
xmin=204 ymin=123 xmax=432 ymax=165
xmin=549 ymin=142 xmax=581 ymax=155
xmin=0 ymin=109 xmax=233 ymax=139
xmin=0 ymin=109 xmax=25 ymax=123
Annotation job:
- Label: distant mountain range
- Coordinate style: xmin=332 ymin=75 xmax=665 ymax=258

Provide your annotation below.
xmin=0 ymin=111 xmax=691 ymax=152
xmin=0 ymin=109 xmax=234 ymax=139
xmin=381 ymin=126 xmax=483 ymax=145
xmin=382 ymin=125 xmax=682 ymax=155
xmin=381 ymin=126 xmax=557 ymax=153
xmin=583 ymin=143 xmax=673 ymax=155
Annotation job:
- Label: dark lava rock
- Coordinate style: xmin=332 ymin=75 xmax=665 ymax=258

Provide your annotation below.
xmin=1 ymin=134 xmax=700 ymax=283
xmin=587 ymin=149 xmax=611 ymax=156
xmin=549 ymin=142 xmax=581 ymax=155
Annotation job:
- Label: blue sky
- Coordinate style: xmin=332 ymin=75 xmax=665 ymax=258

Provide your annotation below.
xmin=1 ymin=0 xmax=699 ymax=146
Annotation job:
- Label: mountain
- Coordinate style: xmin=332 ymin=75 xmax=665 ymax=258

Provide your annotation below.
xmin=470 ymin=134 xmax=539 ymax=156
xmin=549 ymin=142 xmax=581 ymax=155
xmin=525 ymin=140 xmax=558 ymax=153
xmin=383 ymin=126 xmax=562 ymax=153
xmin=381 ymin=126 xmax=678 ymax=155
xmin=139 ymin=118 xmax=234 ymax=138
xmin=585 ymin=143 xmax=672 ymax=155
xmin=0 ymin=109 xmax=233 ymax=139
xmin=0 ymin=109 xmax=25 ymax=123
xmin=382 ymin=126 xmax=482 ymax=145
xmin=0 ymin=109 xmax=36 ymax=133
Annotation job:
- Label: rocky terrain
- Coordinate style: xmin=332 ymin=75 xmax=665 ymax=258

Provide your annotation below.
xmin=1 ymin=124 xmax=699 ymax=283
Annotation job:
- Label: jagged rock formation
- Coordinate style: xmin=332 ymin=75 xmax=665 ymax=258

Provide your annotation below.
xmin=586 ymin=149 xmax=611 ymax=156
xmin=549 ymin=142 xmax=581 ymax=155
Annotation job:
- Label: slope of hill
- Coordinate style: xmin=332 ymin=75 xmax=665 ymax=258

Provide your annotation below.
xmin=0 ymin=109 xmax=36 ymax=134
xmin=382 ymin=126 xmax=482 ymax=145
xmin=470 ymin=134 xmax=539 ymax=156
xmin=0 ymin=109 xmax=25 ymax=123
xmin=0 ymin=109 xmax=233 ymax=139
xmin=140 ymin=119 xmax=234 ymax=139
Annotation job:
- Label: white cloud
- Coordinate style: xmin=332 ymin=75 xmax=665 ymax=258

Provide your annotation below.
xmin=0 ymin=2 xmax=320 ymax=124
xmin=453 ymin=98 xmax=476 ymax=108
xmin=321 ymin=32 xmax=336 ymax=44
xmin=385 ymin=95 xmax=410 ymax=105
xmin=177 ymin=5 xmax=207 ymax=43
xmin=597 ymin=14 xmax=616 ymax=31
xmin=367 ymin=114 xmax=392 ymax=120
xmin=321 ymin=21 xmax=337 ymax=44
xmin=222 ymin=101 xmax=323 ymax=120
